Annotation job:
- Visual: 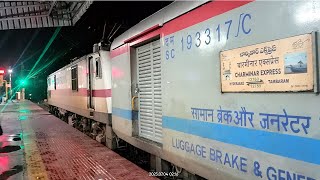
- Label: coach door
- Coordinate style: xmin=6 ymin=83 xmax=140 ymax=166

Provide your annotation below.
xmin=136 ymin=40 xmax=162 ymax=143
xmin=88 ymin=56 xmax=94 ymax=110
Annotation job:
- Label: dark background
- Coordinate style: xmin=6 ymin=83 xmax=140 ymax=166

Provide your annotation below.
xmin=0 ymin=1 xmax=171 ymax=102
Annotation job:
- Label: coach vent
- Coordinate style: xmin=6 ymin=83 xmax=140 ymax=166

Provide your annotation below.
xmin=134 ymin=40 xmax=163 ymax=143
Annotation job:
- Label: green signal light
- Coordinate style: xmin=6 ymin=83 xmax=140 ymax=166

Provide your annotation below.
xmin=19 ymin=79 xmax=27 ymax=86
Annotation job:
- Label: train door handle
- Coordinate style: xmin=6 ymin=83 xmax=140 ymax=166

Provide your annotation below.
xmin=132 ymin=96 xmax=138 ymax=110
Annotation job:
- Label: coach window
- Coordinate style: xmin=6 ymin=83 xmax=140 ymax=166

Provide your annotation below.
xmin=54 ymin=75 xmax=56 ymax=90
xmin=71 ymin=65 xmax=78 ymax=91
xmin=95 ymin=57 xmax=102 ymax=78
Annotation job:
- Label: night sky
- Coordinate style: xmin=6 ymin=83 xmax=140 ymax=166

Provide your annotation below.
xmin=0 ymin=1 xmax=171 ymax=101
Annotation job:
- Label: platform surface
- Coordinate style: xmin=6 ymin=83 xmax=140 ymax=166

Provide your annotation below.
xmin=0 ymin=100 xmax=156 ymax=180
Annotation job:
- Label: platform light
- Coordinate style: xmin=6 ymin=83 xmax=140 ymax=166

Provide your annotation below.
xmin=8 ymin=69 xmax=12 ymax=73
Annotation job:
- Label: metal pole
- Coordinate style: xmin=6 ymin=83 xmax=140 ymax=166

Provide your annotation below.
xmin=9 ymin=73 xmax=12 ymax=98
xmin=21 ymin=88 xmax=25 ymax=100
xmin=5 ymin=81 xmax=7 ymax=102
xmin=3 ymin=80 xmax=7 ymax=102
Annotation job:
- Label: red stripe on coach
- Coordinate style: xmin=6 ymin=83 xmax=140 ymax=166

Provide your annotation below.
xmin=78 ymin=88 xmax=89 ymax=96
xmin=162 ymin=1 xmax=252 ymax=36
xmin=92 ymin=89 xmax=112 ymax=98
xmin=110 ymin=1 xmax=252 ymax=58
xmin=124 ymin=25 xmax=161 ymax=43
xmin=50 ymin=88 xmax=112 ymax=98
xmin=110 ymin=44 xmax=129 ymax=58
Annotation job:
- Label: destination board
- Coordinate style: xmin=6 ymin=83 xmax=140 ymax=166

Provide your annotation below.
xmin=220 ymin=33 xmax=314 ymax=92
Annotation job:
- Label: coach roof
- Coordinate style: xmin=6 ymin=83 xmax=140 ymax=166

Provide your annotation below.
xmin=110 ymin=1 xmax=208 ymax=50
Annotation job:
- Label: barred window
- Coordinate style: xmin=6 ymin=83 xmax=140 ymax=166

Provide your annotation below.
xmin=71 ymin=65 xmax=78 ymax=91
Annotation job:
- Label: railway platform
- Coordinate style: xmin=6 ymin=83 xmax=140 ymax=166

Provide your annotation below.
xmin=0 ymin=100 xmax=156 ymax=180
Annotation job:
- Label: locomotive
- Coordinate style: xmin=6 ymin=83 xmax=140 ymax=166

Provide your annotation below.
xmin=48 ymin=1 xmax=320 ymax=179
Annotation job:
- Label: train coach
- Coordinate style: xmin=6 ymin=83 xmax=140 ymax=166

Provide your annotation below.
xmin=47 ymin=46 xmax=112 ymax=143
xmin=48 ymin=1 xmax=320 ymax=179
